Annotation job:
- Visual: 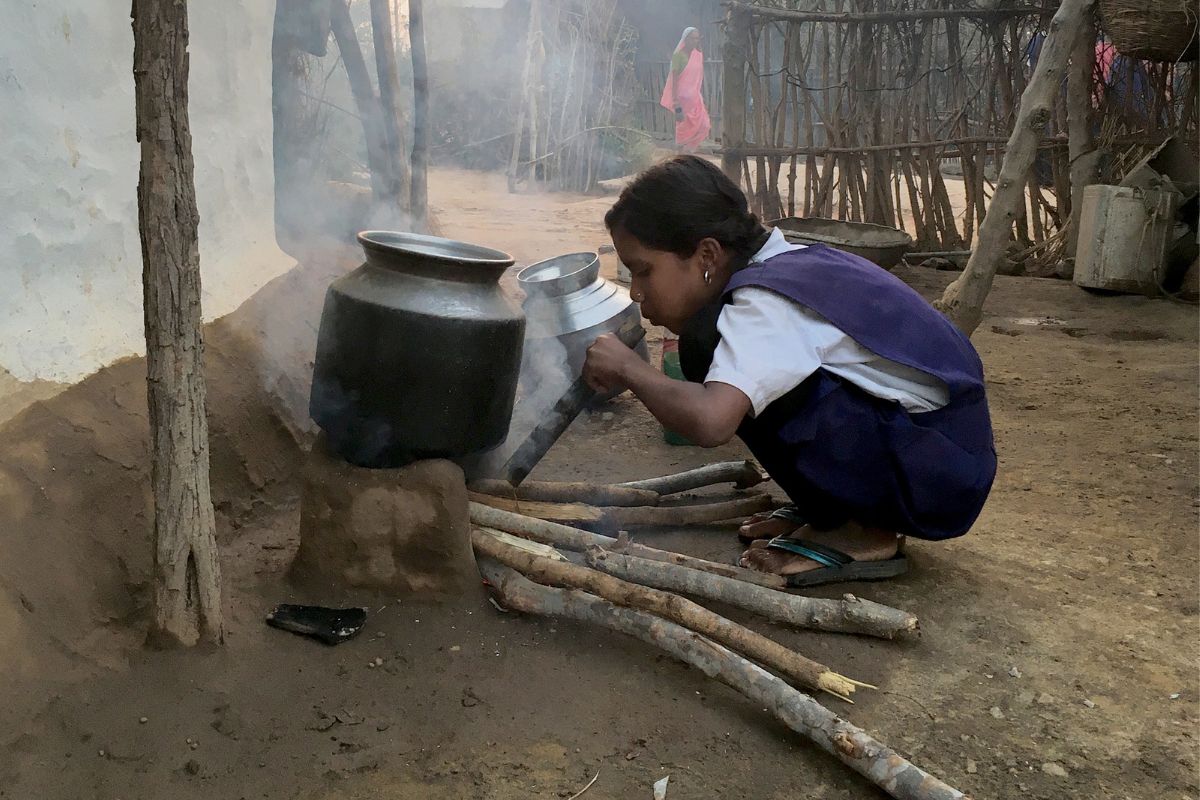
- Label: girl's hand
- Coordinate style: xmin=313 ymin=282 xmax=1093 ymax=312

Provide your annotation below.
xmin=583 ymin=333 xmax=639 ymax=394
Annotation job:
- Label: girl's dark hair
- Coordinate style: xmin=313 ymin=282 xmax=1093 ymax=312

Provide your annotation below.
xmin=604 ymin=155 xmax=764 ymax=259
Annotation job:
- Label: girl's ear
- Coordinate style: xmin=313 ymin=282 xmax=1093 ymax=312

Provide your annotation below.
xmin=695 ymin=236 xmax=723 ymax=266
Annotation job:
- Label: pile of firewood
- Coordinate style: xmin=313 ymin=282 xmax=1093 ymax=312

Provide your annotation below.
xmin=469 ymin=461 xmax=970 ymax=800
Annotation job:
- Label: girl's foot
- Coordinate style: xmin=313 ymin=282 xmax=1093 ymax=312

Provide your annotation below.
xmin=739 ymin=521 xmax=900 ymax=577
xmin=737 ymin=506 xmax=804 ymax=544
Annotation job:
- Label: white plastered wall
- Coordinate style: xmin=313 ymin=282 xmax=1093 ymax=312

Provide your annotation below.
xmin=0 ymin=1 xmax=291 ymax=382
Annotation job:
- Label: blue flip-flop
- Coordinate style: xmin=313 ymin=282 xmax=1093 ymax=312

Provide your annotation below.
xmin=737 ymin=505 xmax=806 ymax=544
xmin=764 ymin=536 xmax=909 ymax=588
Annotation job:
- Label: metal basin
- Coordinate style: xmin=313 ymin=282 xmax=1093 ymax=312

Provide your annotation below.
xmin=770 ymin=217 xmax=913 ymax=270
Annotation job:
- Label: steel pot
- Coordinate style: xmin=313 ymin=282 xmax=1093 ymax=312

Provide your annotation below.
xmin=309 ymin=231 xmax=525 ymax=468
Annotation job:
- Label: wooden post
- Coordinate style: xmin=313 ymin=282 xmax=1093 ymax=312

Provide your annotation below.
xmin=132 ymin=0 xmax=224 ymax=646
xmin=721 ymin=6 xmax=750 ymax=183
xmin=409 ymin=0 xmax=429 ymax=229
xmin=1063 ymin=10 xmax=1100 ymax=275
xmin=935 ymin=0 xmax=1095 ymax=335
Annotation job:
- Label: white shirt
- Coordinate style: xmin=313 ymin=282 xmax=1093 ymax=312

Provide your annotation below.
xmin=704 ymin=228 xmax=950 ymax=417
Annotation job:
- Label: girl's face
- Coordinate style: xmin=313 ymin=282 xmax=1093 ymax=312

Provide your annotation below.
xmin=612 ymin=227 xmax=722 ymax=334
xmin=685 ymin=30 xmax=701 ymax=50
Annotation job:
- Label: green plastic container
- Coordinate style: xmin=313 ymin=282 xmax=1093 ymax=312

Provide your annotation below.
xmin=661 ymin=338 xmax=694 ymax=446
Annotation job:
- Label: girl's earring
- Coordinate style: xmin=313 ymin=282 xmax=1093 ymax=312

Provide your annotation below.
xmin=703 ymin=268 xmax=711 ymax=285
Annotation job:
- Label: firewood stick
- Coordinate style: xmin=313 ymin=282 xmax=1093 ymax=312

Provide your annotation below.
xmin=467 ymin=493 xmax=606 ymax=526
xmin=478 ymin=559 xmax=971 ymax=800
xmin=468 ymin=479 xmax=660 ymax=507
xmin=469 ymin=502 xmax=788 ymax=590
xmin=617 ymin=461 xmax=768 ymax=495
xmin=467 ymin=492 xmax=775 ymax=528
xmin=583 ymin=548 xmax=918 ymax=640
xmin=612 ymin=494 xmax=774 ymax=526
xmin=472 ymin=529 xmax=864 ymax=699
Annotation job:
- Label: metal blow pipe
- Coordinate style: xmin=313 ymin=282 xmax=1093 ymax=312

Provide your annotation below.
xmin=498 ymin=324 xmax=646 ymax=486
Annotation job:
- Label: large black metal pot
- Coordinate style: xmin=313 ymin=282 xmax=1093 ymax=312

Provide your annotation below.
xmin=309 ymin=231 xmax=525 ymax=468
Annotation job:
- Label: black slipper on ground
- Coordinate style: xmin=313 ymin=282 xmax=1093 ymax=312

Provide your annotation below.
xmin=265 ymin=604 xmax=368 ymax=646
xmin=736 ymin=505 xmax=806 ymax=544
xmin=762 ymin=536 xmax=909 ymax=588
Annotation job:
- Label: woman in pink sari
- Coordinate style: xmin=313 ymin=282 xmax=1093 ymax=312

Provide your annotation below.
xmin=660 ymin=27 xmax=711 ymax=152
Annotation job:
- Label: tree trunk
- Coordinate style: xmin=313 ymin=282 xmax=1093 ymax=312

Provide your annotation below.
xmin=508 ymin=0 xmax=540 ymax=191
xmin=132 ymin=0 xmax=224 ymax=646
xmin=329 ymin=0 xmax=395 ymax=203
xmin=369 ymin=0 xmax=412 ymax=210
xmin=408 ymin=0 xmax=429 ymax=229
xmin=1063 ymin=9 xmax=1100 ymax=275
xmin=721 ymin=7 xmax=751 ymax=182
xmin=934 ymin=0 xmax=1094 ymax=335
xmin=271 ymin=1 xmax=306 ymax=254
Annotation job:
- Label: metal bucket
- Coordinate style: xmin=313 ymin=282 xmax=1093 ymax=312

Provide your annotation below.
xmin=1074 ymin=185 xmax=1179 ymax=295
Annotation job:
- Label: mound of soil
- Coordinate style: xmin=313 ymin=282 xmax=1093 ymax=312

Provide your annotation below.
xmin=0 ymin=246 xmax=353 ymax=726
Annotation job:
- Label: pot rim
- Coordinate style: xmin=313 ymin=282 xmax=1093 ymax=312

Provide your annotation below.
xmin=517 ymin=252 xmax=600 ymax=297
xmin=358 ymin=230 xmax=515 ymax=269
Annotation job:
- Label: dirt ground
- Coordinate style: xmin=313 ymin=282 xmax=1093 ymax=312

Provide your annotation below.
xmin=1 ymin=167 xmax=1197 ymax=800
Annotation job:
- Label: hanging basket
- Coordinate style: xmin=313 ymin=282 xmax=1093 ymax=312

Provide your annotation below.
xmin=1099 ymin=0 xmax=1199 ymax=62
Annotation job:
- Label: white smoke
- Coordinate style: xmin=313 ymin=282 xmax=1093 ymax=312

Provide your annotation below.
xmin=466 ymin=286 xmax=577 ymax=480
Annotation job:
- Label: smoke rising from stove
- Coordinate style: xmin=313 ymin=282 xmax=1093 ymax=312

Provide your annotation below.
xmin=467 ymin=296 xmax=576 ymax=480
xmin=258 ymin=0 xmax=652 ymax=467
